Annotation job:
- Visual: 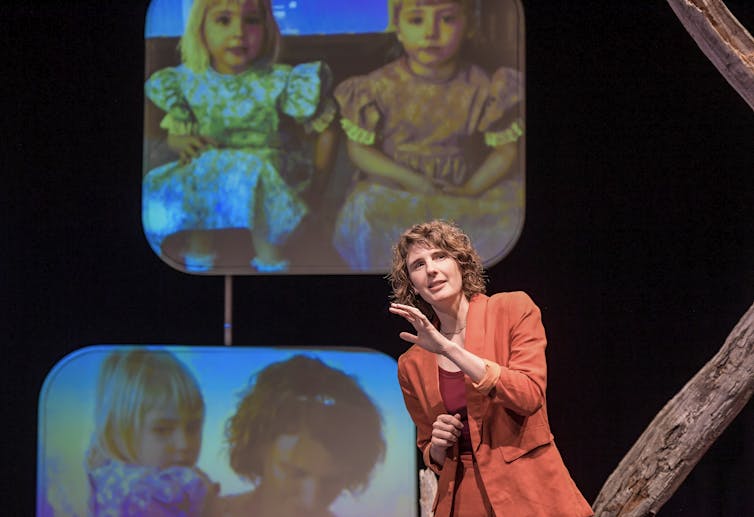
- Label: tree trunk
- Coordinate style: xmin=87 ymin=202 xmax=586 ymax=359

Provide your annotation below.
xmin=666 ymin=0 xmax=754 ymax=110
xmin=592 ymin=302 xmax=754 ymax=516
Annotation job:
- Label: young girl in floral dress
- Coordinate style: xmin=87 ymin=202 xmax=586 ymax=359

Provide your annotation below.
xmin=143 ymin=0 xmax=335 ymax=272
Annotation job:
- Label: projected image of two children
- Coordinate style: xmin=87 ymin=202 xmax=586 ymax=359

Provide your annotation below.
xmin=142 ymin=0 xmax=525 ymax=274
xmin=38 ymin=347 xmax=415 ymax=517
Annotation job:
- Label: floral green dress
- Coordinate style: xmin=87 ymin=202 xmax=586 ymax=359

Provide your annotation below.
xmin=143 ymin=62 xmax=333 ymax=266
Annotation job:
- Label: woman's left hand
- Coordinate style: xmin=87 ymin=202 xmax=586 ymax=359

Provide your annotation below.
xmin=389 ymin=303 xmax=448 ymax=355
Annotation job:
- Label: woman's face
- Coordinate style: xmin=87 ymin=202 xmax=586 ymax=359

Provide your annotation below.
xmin=406 ymin=243 xmax=464 ymax=308
xmin=396 ymin=1 xmax=467 ymax=75
xmin=258 ymin=431 xmax=349 ymax=516
xmin=203 ymin=0 xmax=265 ymax=74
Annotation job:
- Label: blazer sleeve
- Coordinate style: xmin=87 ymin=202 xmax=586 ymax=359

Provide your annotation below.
xmin=397 ymin=355 xmax=444 ymax=474
xmin=485 ymin=292 xmax=548 ymax=416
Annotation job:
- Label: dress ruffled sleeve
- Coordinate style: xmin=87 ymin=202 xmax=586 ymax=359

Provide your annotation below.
xmin=334 ymin=75 xmax=381 ymax=146
xmin=145 ymin=67 xmax=196 ymax=134
xmin=281 ymin=61 xmax=337 ymax=133
xmin=478 ymin=67 xmax=524 ymax=147
xmin=89 ymin=460 xmax=215 ymax=517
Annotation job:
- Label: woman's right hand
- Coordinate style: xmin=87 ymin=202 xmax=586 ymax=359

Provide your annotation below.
xmin=429 ymin=413 xmax=463 ymax=466
xmin=167 ymin=134 xmax=218 ymax=164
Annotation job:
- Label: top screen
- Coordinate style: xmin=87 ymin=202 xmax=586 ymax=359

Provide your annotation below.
xmin=142 ymin=0 xmax=525 ymax=274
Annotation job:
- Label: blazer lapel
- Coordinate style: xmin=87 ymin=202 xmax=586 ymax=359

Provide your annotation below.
xmin=465 ymin=294 xmax=488 ymax=358
xmin=464 ymin=294 xmax=491 ymax=443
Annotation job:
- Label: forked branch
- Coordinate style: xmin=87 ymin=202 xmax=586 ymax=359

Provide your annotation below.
xmin=667 ymin=0 xmax=754 ymax=110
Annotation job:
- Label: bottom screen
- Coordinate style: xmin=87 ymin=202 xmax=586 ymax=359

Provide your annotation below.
xmin=38 ymin=345 xmax=416 ymax=516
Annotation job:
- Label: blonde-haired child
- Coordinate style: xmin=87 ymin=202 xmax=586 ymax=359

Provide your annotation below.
xmin=143 ymin=0 xmax=335 ymax=273
xmin=85 ymin=348 xmax=218 ymax=516
xmin=333 ymin=0 xmax=524 ymax=270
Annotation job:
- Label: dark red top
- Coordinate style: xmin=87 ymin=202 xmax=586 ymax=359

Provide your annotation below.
xmin=438 ymin=366 xmax=472 ymax=453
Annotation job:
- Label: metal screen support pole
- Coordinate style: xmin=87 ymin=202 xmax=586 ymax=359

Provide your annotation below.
xmin=224 ymin=275 xmax=233 ymax=346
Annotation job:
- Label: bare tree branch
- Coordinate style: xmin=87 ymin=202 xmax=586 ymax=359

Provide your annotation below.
xmin=592 ymin=302 xmax=754 ymax=516
xmin=591 ymin=5 xmax=753 ymax=513
xmin=667 ymin=0 xmax=754 ymax=110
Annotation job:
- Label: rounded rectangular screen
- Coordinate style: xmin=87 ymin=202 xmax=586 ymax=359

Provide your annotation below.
xmin=142 ymin=0 xmax=525 ymax=274
xmin=37 ymin=345 xmax=416 ymax=516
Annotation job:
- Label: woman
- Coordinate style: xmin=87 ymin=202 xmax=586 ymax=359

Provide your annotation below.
xmin=218 ymin=355 xmax=386 ymax=517
xmin=389 ymin=220 xmax=593 ymax=517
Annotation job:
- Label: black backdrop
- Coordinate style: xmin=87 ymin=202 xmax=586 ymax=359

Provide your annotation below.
xmin=5 ymin=1 xmax=753 ymax=515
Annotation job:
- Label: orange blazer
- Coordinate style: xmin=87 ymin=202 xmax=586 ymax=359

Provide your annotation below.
xmin=398 ymin=292 xmax=593 ymax=517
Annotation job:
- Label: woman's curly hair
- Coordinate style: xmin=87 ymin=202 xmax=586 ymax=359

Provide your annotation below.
xmin=225 ymin=355 xmax=385 ymax=493
xmin=388 ymin=220 xmax=486 ymax=323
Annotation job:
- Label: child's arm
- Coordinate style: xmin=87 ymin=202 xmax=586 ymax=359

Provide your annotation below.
xmin=314 ymin=124 xmax=338 ymax=175
xmin=443 ymin=142 xmax=517 ymax=197
xmin=347 ymin=140 xmax=439 ymax=194
xmin=146 ymin=67 xmax=217 ymax=164
xmin=303 ymin=124 xmax=339 ymax=207
xmin=444 ymin=66 xmax=522 ymax=197
xmin=334 ymin=72 xmax=439 ymax=195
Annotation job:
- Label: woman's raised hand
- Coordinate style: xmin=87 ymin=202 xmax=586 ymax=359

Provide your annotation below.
xmin=389 ymin=303 xmax=448 ymax=355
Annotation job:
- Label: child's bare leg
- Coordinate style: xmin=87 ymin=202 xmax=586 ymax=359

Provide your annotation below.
xmin=250 ymin=231 xmax=288 ymax=272
xmin=182 ymin=231 xmax=215 ymax=272
xmin=249 ymin=201 xmax=288 ymax=272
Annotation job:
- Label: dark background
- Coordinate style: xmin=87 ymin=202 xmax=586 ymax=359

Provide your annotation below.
xmin=4 ymin=1 xmax=753 ymax=515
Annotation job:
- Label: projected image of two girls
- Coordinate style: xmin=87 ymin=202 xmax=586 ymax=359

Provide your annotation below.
xmin=142 ymin=0 xmax=524 ymax=273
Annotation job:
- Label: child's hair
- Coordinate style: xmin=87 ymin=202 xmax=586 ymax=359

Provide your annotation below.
xmin=385 ymin=0 xmax=481 ymax=64
xmin=179 ymin=0 xmax=281 ymax=73
xmin=226 ymin=355 xmax=386 ymax=493
xmin=387 ymin=0 xmax=479 ymax=36
xmin=86 ymin=348 xmax=205 ymax=469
